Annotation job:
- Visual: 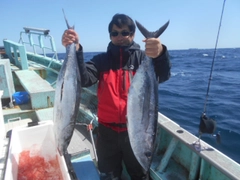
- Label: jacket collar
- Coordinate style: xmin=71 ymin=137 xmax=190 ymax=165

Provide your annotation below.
xmin=107 ymin=41 xmax=140 ymax=53
xmin=106 ymin=41 xmax=140 ymax=66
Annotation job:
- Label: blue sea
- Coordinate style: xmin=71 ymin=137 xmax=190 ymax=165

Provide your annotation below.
xmin=57 ymin=48 xmax=240 ymax=164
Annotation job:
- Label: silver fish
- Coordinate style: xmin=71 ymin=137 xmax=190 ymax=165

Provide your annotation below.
xmin=127 ymin=20 xmax=169 ymax=172
xmin=53 ymin=10 xmax=81 ymax=156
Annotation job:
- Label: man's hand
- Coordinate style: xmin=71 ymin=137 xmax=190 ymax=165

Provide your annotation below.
xmin=62 ymin=29 xmax=80 ymax=50
xmin=143 ymin=38 xmax=163 ymax=58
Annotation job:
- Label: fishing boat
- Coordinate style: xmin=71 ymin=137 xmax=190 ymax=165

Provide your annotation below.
xmin=0 ymin=27 xmax=240 ymax=180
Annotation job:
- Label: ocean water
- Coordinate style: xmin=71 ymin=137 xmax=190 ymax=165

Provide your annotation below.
xmin=57 ymin=48 xmax=240 ymax=164
xmin=159 ymin=48 xmax=240 ymax=164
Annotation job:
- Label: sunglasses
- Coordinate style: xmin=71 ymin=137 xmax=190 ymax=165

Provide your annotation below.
xmin=110 ymin=31 xmax=132 ymax=37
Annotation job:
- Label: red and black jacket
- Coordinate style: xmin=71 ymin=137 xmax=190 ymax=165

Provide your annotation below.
xmin=77 ymin=41 xmax=171 ymax=132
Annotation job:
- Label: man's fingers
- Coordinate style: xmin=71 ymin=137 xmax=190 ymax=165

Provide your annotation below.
xmin=62 ymin=30 xmax=77 ymax=47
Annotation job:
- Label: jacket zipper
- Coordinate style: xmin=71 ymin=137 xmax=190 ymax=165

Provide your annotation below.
xmin=119 ymin=48 xmax=123 ymax=123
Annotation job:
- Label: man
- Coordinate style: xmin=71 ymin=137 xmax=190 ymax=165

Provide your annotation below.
xmin=62 ymin=13 xmax=171 ymax=180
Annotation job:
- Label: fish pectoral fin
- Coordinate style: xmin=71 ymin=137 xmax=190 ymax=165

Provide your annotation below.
xmin=135 ymin=20 xmax=170 ymax=38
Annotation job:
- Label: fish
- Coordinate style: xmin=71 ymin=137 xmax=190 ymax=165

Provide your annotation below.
xmin=53 ymin=9 xmax=81 ymax=156
xmin=127 ymin=20 xmax=169 ymax=172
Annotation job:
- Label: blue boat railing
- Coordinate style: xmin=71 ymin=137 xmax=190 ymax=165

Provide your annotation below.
xmin=3 ymin=27 xmax=61 ymax=71
xmin=19 ymin=27 xmax=59 ymax=61
xmin=3 ymin=40 xmax=28 ymax=70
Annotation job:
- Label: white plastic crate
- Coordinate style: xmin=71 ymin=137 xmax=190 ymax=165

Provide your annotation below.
xmin=4 ymin=121 xmax=71 ymax=180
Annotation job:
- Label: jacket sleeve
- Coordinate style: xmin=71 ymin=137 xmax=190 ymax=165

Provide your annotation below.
xmin=76 ymin=46 xmax=99 ymax=87
xmin=152 ymin=44 xmax=171 ymax=83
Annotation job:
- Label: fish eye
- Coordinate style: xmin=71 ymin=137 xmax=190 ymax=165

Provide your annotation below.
xmin=145 ymin=151 xmax=152 ymax=158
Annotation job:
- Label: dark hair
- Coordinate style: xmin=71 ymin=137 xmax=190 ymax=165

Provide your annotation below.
xmin=108 ymin=14 xmax=136 ymax=34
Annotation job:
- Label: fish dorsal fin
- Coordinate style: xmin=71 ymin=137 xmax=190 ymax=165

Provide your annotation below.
xmin=135 ymin=20 xmax=170 ymax=38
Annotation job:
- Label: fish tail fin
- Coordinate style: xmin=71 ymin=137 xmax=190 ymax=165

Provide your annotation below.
xmin=135 ymin=20 xmax=170 ymax=38
xmin=62 ymin=9 xmax=74 ymax=29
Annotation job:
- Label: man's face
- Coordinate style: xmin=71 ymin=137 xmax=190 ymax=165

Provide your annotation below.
xmin=110 ymin=24 xmax=134 ymax=46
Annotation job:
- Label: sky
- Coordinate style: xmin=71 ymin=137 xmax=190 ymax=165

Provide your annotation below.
xmin=0 ymin=0 xmax=239 ymax=53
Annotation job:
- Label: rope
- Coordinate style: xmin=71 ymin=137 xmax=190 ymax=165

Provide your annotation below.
xmin=203 ymin=0 xmax=226 ymax=114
